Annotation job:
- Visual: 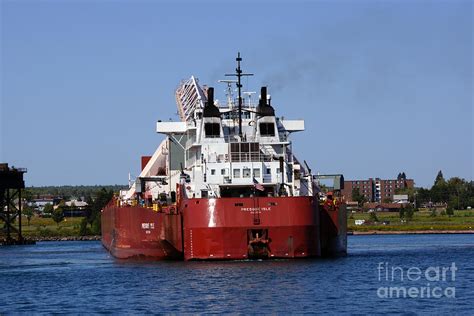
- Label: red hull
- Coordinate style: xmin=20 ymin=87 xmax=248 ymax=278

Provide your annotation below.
xmin=101 ymin=195 xmax=346 ymax=260
xmin=101 ymin=205 xmax=182 ymax=259
xmin=182 ymin=196 xmax=320 ymax=260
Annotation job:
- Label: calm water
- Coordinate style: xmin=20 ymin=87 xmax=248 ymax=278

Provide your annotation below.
xmin=1 ymin=235 xmax=473 ymax=314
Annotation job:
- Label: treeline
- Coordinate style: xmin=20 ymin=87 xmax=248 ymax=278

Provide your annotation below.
xmin=23 ymin=186 xmax=120 ymax=236
xmin=79 ymin=188 xmax=114 ymax=236
xmin=24 ymin=185 xmax=127 ymax=201
xmin=398 ymin=171 xmax=474 ymax=210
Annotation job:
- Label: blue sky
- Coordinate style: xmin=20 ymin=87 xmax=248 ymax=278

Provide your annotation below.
xmin=1 ymin=0 xmax=472 ymax=188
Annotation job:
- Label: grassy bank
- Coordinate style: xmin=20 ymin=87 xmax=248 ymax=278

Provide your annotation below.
xmin=348 ymin=209 xmax=474 ymax=232
xmin=4 ymin=209 xmax=474 ymax=239
xmin=7 ymin=216 xmax=88 ymax=238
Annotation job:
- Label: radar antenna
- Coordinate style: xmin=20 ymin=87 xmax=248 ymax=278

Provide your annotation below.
xmin=217 ymin=79 xmax=237 ymax=108
xmin=243 ymin=91 xmax=256 ymax=107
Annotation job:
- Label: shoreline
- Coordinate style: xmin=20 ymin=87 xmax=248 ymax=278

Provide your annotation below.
xmin=30 ymin=236 xmax=101 ymax=242
xmin=19 ymin=230 xmax=474 ymax=241
xmin=349 ymin=230 xmax=474 ymax=235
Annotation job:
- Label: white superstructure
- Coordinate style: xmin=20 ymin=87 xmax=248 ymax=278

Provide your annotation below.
xmin=123 ymin=56 xmax=313 ymax=203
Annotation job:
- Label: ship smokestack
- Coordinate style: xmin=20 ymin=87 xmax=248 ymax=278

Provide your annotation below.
xmin=207 ymin=87 xmax=214 ymax=107
xmin=203 ymin=87 xmax=221 ymax=118
xmin=259 ymin=87 xmax=267 ymax=107
xmin=256 ymin=86 xmax=275 ymax=117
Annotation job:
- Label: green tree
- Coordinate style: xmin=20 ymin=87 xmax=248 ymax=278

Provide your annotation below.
xmin=23 ymin=205 xmax=34 ymax=226
xmin=399 ymin=206 xmax=405 ymax=219
xmin=352 ymin=188 xmax=367 ymax=207
xmin=435 ymin=170 xmax=445 ymax=186
xmin=43 ymin=203 xmax=53 ymax=215
xmin=369 ymin=211 xmax=379 ymax=222
xmin=80 ymin=188 xmax=113 ymax=235
xmin=91 ymin=214 xmax=101 ymax=235
xmin=79 ymin=218 xmax=89 ymax=236
xmin=383 ymin=197 xmax=392 ymax=203
xmin=23 ymin=189 xmax=34 ymax=202
xmin=416 ymin=188 xmax=431 ymax=207
xmin=52 ymin=207 xmax=64 ymax=226
xmin=405 ymin=204 xmax=414 ymax=221
xmin=446 ymin=204 xmax=454 ymax=217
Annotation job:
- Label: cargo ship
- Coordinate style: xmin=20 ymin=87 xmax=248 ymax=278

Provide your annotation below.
xmin=101 ymin=54 xmax=347 ymax=260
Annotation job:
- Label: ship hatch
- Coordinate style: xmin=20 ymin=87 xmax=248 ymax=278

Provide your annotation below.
xmin=247 ymin=229 xmax=270 ymax=259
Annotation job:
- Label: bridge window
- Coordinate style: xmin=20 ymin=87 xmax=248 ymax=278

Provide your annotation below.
xmin=205 ymin=123 xmax=220 ymax=137
xmin=253 ymin=168 xmax=261 ymax=177
xmin=243 ymin=168 xmax=251 ymax=178
xmin=233 ymin=169 xmax=241 ymax=178
xmin=259 ymin=123 xmax=275 ymax=136
xmin=230 ymin=142 xmax=260 ymax=162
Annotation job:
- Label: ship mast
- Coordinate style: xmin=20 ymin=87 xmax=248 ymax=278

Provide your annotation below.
xmin=226 ymin=52 xmax=253 ymax=138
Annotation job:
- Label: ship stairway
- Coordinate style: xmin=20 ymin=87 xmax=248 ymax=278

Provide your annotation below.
xmin=175 ymin=76 xmax=207 ymax=123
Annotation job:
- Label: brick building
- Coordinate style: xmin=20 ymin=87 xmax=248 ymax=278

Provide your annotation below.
xmin=342 ymin=175 xmax=414 ymax=203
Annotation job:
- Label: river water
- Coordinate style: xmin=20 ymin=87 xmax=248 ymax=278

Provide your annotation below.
xmin=0 ymin=234 xmax=473 ymax=314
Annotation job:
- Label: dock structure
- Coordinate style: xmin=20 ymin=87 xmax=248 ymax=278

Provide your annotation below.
xmin=0 ymin=163 xmax=34 ymax=245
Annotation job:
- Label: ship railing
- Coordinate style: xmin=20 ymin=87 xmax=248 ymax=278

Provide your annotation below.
xmin=230 ymin=153 xmax=273 ymax=162
xmin=185 ymin=134 xmax=289 ymax=145
xmin=223 ymin=135 xmax=289 ymax=143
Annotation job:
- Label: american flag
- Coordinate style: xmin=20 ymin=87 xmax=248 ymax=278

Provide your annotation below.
xmin=253 ymin=178 xmax=265 ymax=191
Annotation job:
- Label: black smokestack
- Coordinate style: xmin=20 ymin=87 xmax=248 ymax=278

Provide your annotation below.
xmin=256 ymin=86 xmax=274 ymax=117
xmin=203 ymin=87 xmax=220 ymax=118
xmin=260 ymin=86 xmax=267 ymax=106
xmin=207 ymin=87 xmax=214 ymax=107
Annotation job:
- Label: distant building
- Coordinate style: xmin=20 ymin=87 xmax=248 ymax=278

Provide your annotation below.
xmin=63 ymin=200 xmax=89 ymax=217
xmin=393 ymin=194 xmax=409 ymax=204
xmin=30 ymin=196 xmax=61 ymax=212
xmin=342 ymin=174 xmax=414 ymax=203
xmin=65 ymin=200 xmax=88 ymax=209
xmin=364 ymin=202 xmax=407 ymax=212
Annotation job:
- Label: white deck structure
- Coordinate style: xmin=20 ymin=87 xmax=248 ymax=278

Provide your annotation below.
xmin=123 ymin=59 xmax=313 ymax=202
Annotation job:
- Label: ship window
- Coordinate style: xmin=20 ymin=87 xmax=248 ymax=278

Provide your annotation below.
xmin=221 ymin=169 xmax=226 ymax=175
xmin=259 ymin=123 xmax=275 ymax=136
xmin=253 ymin=168 xmax=261 ymax=177
xmin=211 ymin=169 xmax=216 ymax=175
xmin=205 ymin=123 xmax=220 ymax=137
xmin=230 ymin=142 xmax=260 ymax=162
xmin=243 ymin=168 xmax=251 ymax=178
xmin=266 ymin=168 xmax=271 ymax=175
xmin=233 ymin=169 xmax=241 ymax=178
